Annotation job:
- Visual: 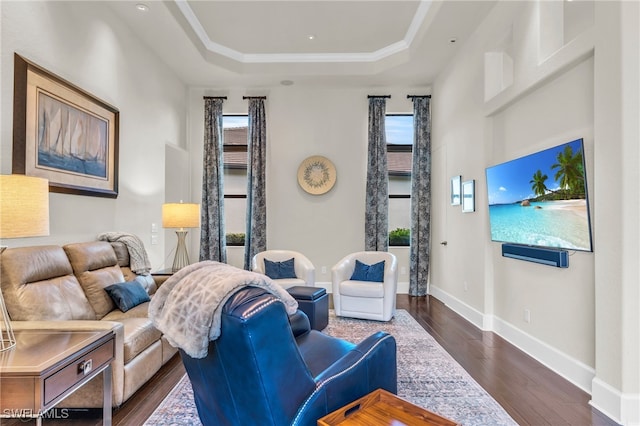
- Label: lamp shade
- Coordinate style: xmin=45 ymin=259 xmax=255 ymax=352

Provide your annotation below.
xmin=162 ymin=203 xmax=200 ymax=229
xmin=0 ymin=175 xmax=50 ymax=238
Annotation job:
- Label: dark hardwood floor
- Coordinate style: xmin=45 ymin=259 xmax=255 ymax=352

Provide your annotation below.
xmin=396 ymin=295 xmax=619 ymax=426
xmin=10 ymin=295 xmax=618 ymax=425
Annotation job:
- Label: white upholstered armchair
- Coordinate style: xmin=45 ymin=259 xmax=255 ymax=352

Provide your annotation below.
xmin=331 ymin=251 xmax=398 ymax=321
xmin=252 ymin=250 xmax=315 ymax=289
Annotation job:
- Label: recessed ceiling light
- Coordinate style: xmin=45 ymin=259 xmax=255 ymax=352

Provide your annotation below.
xmin=307 ymin=35 xmax=316 ymax=41
xmin=135 ymin=3 xmax=149 ymax=12
xmin=280 ymin=80 xmax=294 ymax=86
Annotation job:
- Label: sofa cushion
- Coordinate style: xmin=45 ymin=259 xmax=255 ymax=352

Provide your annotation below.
xmin=105 ymin=281 xmax=150 ymax=312
xmin=64 ymin=242 xmax=125 ymax=319
xmin=102 ymin=301 xmax=150 ymax=320
xmin=110 ymin=241 xmax=131 ymax=267
xmin=115 ymin=317 xmax=163 ymax=364
xmin=0 ymin=246 xmax=96 ymax=320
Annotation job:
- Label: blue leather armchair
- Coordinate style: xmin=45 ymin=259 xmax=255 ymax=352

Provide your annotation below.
xmin=179 ymin=287 xmax=397 ymax=426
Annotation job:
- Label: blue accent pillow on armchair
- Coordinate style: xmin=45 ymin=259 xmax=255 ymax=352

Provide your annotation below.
xmin=264 ymin=258 xmax=297 ymax=279
xmin=105 ymin=281 xmax=150 ymax=312
xmin=350 ymin=259 xmax=385 ymax=282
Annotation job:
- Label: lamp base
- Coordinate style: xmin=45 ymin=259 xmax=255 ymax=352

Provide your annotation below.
xmin=172 ymin=230 xmax=190 ymax=272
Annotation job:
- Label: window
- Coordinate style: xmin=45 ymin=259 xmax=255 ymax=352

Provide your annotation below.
xmin=386 ymin=114 xmax=413 ymax=245
xmin=223 ymin=115 xmax=248 ymax=170
xmin=223 ymin=115 xmax=248 ymax=245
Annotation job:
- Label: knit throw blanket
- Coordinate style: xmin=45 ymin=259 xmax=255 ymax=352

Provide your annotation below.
xmin=148 ymin=261 xmax=298 ymax=359
xmin=98 ymin=232 xmax=152 ymax=275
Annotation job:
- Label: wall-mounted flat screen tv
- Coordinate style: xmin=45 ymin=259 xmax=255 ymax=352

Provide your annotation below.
xmin=485 ymin=138 xmax=593 ymax=252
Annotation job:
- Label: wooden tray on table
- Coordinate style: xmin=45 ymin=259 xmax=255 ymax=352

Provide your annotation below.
xmin=317 ymin=388 xmax=460 ymax=426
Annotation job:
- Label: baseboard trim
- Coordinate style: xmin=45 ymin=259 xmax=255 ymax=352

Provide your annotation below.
xmin=332 ymin=284 xmax=634 ymax=425
xmin=492 ymin=315 xmax=595 ymax=393
xmin=429 ymin=285 xmax=594 ymax=393
xmin=431 ymin=287 xmax=638 ymax=425
xmin=429 ymin=285 xmax=487 ymax=330
xmin=316 ymin=281 xmax=331 ymax=293
xmin=591 ymin=377 xmax=640 ymax=426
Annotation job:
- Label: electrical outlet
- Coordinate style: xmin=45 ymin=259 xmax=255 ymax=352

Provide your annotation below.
xmin=321 ymin=266 xmax=327 ymax=274
xmin=151 ymin=223 xmax=158 ymax=233
xmin=151 ymin=235 xmax=158 ymax=245
xmin=400 ymin=267 xmax=407 ymax=275
xmin=524 ymin=309 xmax=531 ymax=323
xmin=464 ymin=281 xmax=468 ymax=291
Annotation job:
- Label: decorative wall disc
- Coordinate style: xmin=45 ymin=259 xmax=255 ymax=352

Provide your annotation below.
xmin=297 ymin=155 xmax=337 ymax=195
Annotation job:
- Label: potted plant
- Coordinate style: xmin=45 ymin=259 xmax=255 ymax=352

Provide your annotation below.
xmin=389 ymin=228 xmax=410 ymax=246
xmin=226 ymin=233 xmax=245 ymax=246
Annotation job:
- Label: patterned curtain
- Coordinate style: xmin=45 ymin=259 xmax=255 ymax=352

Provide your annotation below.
xmin=199 ymin=97 xmax=227 ymax=263
xmin=243 ymin=97 xmax=267 ymax=270
xmin=365 ymin=96 xmax=389 ymax=251
xmin=409 ymin=96 xmax=431 ymax=296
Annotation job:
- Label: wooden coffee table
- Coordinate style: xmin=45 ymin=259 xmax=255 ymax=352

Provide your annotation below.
xmin=0 ymin=329 xmax=115 ymax=425
xmin=318 ymin=388 xmax=460 ymax=426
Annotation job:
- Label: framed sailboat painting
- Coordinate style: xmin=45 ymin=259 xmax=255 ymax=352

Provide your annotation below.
xmin=12 ymin=54 xmax=119 ymax=198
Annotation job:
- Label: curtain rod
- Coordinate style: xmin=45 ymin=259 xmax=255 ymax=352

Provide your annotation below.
xmin=407 ymin=95 xmax=431 ymax=99
xmin=367 ymin=95 xmax=391 ymax=99
xmin=243 ymin=96 xmax=267 ymax=99
xmin=203 ymin=96 xmax=227 ymax=100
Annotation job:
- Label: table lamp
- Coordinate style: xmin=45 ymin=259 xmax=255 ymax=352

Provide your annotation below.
xmin=162 ymin=202 xmax=200 ymax=272
xmin=0 ymin=175 xmax=50 ymax=351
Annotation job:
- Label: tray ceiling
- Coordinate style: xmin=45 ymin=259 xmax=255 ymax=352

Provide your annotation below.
xmin=108 ymin=0 xmax=497 ymax=87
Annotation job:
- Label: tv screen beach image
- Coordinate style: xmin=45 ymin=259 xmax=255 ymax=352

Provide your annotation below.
xmin=486 ymin=139 xmax=593 ymax=252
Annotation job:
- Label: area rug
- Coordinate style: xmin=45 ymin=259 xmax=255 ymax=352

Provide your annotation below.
xmin=144 ymin=310 xmax=517 ymax=426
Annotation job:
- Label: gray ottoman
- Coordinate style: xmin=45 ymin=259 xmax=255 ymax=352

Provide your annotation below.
xmin=287 ymin=286 xmax=329 ymax=331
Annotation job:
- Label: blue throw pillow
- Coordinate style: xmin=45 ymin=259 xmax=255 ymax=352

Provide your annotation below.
xmin=350 ymin=259 xmax=385 ymax=282
xmin=264 ymin=258 xmax=296 ymax=279
xmin=104 ymin=281 xmax=150 ymax=312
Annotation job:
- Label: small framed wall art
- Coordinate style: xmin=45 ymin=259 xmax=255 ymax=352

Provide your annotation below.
xmin=462 ymin=179 xmax=475 ymax=213
xmin=450 ymin=175 xmax=461 ymax=205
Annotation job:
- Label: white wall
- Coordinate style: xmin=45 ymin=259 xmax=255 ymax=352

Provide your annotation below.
xmin=0 ymin=1 xmax=187 ymax=269
xmin=591 ymin=2 xmax=640 ymax=424
xmin=491 ymin=57 xmax=595 ymax=364
xmin=431 ymin=1 xmax=639 ymax=424
xmin=164 ymin=144 xmax=192 ymax=268
xmin=187 ymin=86 xmax=424 ymax=290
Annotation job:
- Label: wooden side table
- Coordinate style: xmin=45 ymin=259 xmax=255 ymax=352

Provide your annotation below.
xmin=152 ymin=268 xmax=175 ymax=287
xmin=318 ymin=388 xmax=460 ymax=426
xmin=0 ymin=329 xmax=115 ymax=425
xmin=152 ymin=268 xmax=175 ymax=276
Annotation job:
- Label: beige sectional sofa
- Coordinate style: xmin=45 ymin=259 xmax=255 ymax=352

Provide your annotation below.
xmin=0 ymin=241 xmax=178 ymax=408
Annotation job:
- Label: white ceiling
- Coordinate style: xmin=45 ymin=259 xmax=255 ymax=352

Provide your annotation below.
xmin=108 ymin=0 xmax=496 ymax=88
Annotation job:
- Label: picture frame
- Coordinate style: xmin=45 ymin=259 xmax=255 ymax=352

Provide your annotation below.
xmin=450 ymin=175 xmax=461 ymax=205
xmin=462 ymin=179 xmax=475 ymax=213
xmin=12 ymin=54 xmax=119 ymax=198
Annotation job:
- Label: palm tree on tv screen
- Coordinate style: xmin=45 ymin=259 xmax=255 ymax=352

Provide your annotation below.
xmin=529 ymin=170 xmax=549 ymax=197
xmin=551 ymin=145 xmax=585 ymax=198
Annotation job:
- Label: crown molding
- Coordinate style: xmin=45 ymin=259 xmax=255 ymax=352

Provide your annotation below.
xmin=174 ymin=0 xmax=432 ymax=65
